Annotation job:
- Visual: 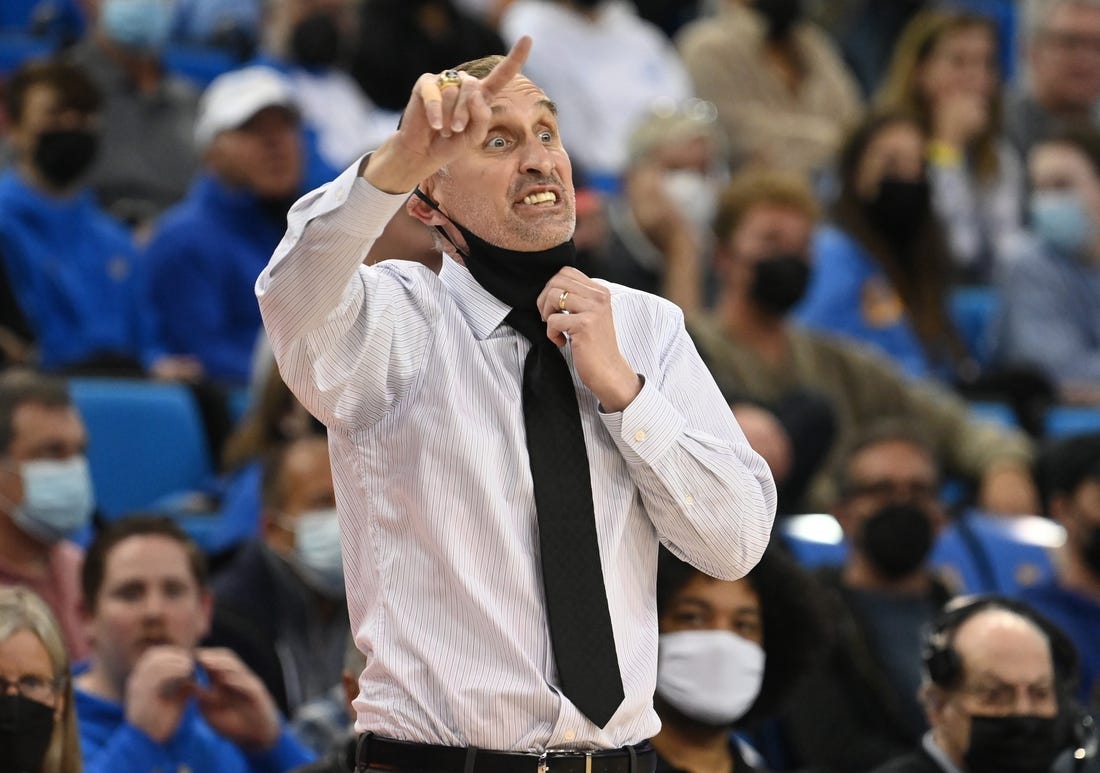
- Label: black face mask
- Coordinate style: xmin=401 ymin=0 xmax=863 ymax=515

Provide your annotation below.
xmin=414 ymin=188 xmax=577 ymax=311
xmin=749 ymin=253 xmax=809 ymax=316
xmin=33 ymin=128 xmax=98 ymax=188
xmin=866 ymin=176 xmax=931 ymax=251
xmin=0 ymin=693 xmax=56 ymax=773
xmin=859 ymin=502 xmax=933 ymax=579
xmin=290 ymin=12 xmax=342 ymax=68
xmin=964 ymin=714 xmax=1061 ymax=773
xmin=1080 ymin=524 xmax=1100 ymax=579
xmin=755 ymin=0 xmax=803 ymax=40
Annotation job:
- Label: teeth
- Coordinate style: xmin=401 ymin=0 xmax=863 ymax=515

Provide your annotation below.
xmin=523 ymin=191 xmax=557 ymax=205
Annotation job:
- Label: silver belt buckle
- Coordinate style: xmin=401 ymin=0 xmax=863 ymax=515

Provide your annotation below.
xmin=538 ymin=750 xmax=549 ymax=773
xmin=538 ymin=748 xmax=593 ymax=773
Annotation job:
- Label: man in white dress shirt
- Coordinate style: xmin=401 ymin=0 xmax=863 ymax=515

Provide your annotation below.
xmin=257 ymin=36 xmax=775 ymax=773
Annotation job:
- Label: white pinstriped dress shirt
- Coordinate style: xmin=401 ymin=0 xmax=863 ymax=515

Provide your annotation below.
xmin=256 ymin=159 xmax=776 ymax=753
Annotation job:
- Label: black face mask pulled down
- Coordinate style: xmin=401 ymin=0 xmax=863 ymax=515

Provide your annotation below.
xmin=749 ymin=253 xmax=809 ymax=316
xmin=859 ymin=502 xmax=934 ymax=580
xmin=33 ymin=128 xmax=98 ymax=189
xmin=413 ymin=188 xmax=577 ymax=313
xmin=865 ymin=176 xmax=931 ymax=253
xmin=755 ymin=0 xmax=803 ymax=40
xmin=0 ymin=692 xmax=56 ymax=773
xmin=290 ymin=12 xmax=342 ymax=68
xmin=964 ymin=714 xmax=1061 ymax=773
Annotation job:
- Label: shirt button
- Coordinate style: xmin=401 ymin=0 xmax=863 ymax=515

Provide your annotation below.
xmin=685 ymin=495 xmax=695 ymax=506
xmin=564 ymin=730 xmax=576 ymax=742
xmin=634 ymin=430 xmax=647 ymax=442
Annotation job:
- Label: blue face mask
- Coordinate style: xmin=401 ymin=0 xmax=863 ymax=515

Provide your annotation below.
xmin=100 ymin=0 xmax=174 ymax=51
xmin=8 ymin=457 xmax=96 ymax=544
xmin=1030 ymin=190 xmax=1095 ymax=257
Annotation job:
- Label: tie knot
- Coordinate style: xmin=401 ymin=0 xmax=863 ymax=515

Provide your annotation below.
xmin=505 ymin=309 xmax=547 ymax=344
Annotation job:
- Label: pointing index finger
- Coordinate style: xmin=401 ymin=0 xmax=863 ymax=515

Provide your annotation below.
xmin=480 ymin=35 xmax=532 ymax=96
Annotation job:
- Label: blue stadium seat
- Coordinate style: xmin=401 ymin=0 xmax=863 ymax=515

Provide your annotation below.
xmin=0 ymin=32 xmax=56 ymax=75
xmin=162 ymin=44 xmax=236 ymax=87
xmin=950 ymin=285 xmax=1001 ymax=369
xmin=69 ymin=378 xmax=215 ymax=519
xmin=967 ymin=400 xmax=1017 ymax=429
xmin=777 ymin=513 xmax=847 ymax=568
xmin=1045 ymin=405 xmax=1100 ymax=439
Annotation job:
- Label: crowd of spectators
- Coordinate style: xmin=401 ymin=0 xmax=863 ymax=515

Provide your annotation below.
xmin=4 ymin=0 xmax=1100 ymax=771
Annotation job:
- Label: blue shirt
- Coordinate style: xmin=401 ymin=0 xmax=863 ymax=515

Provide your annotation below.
xmin=795 ymin=225 xmax=931 ymax=380
xmin=995 ymin=240 xmax=1100 ymax=386
xmin=1020 ymin=580 xmax=1100 ymax=705
xmin=75 ymin=682 xmax=315 ymax=773
xmin=0 ymin=170 xmax=162 ymax=371
xmin=143 ymin=174 xmax=289 ymax=384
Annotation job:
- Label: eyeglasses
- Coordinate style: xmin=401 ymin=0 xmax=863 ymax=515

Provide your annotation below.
xmin=0 ymin=674 xmax=65 ymax=704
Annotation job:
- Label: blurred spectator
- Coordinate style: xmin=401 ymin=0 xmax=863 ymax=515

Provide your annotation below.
xmin=499 ymin=0 xmax=693 ymax=189
xmin=72 ymin=515 xmax=314 ymax=771
xmin=879 ymin=9 xmax=1026 ymax=284
xmin=686 ymin=168 xmax=1038 ymax=514
xmin=0 ymin=59 xmax=193 ymax=377
xmin=996 ymin=127 xmax=1100 ymax=400
xmin=287 ymin=634 xmax=364 ymax=768
xmin=795 ymin=111 xmax=967 ymax=382
xmin=870 ymin=597 xmax=1075 ymax=773
xmin=206 ymin=435 xmax=349 ymax=722
xmin=1021 ymin=432 xmax=1100 ymax=707
xmin=676 ymin=0 xmax=863 ymax=178
xmin=142 ymin=66 xmax=306 ymax=386
xmin=0 ymin=371 xmax=93 ymax=660
xmin=171 ymin=0 xmax=263 ymax=59
xmin=350 ymin=0 xmax=504 ymax=113
xmin=581 ymin=100 xmax=727 ymax=311
xmin=652 ymin=544 xmax=826 ymax=772
xmin=807 ymin=0 xmax=927 ymax=98
xmin=258 ymin=0 xmax=397 ymax=170
xmin=0 ymin=0 xmax=87 ymax=43
xmin=0 ymin=586 xmax=83 ymax=773
xmin=65 ymin=0 xmax=201 ymax=229
xmin=1006 ymin=0 xmax=1100 ymax=158
xmin=783 ymin=423 xmax=954 ymax=773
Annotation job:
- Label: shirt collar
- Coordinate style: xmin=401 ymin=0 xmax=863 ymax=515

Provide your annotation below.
xmin=439 ymin=253 xmax=513 ymax=340
xmin=923 ymin=731 xmax=964 ymax=773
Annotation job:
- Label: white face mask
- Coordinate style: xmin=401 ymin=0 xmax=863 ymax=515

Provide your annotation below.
xmin=291 ymin=508 xmax=344 ymax=597
xmin=661 ymin=169 xmax=721 ymax=239
xmin=6 ymin=457 xmax=95 ymax=544
xmin=656 ymin=629 xmax=765 ymax=726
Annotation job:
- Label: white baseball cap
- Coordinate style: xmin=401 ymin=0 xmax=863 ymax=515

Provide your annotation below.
xmin=194 ymin=66 xmax=299 ymax=150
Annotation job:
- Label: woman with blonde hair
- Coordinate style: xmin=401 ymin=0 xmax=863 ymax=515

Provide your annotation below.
xmin=0 ymin=586 xmax=82 ymax=773
xmin=878 ymin=9 xmax=1026 ymax=283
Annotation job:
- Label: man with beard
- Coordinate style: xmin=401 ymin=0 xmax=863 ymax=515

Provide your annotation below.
xmin=872 ymin=596 xmax=1075 ymax=773
xmin=781 ymin=423 xmax=955 ymax=772
xmin=257 ymin=36 xmax=775 ymax=772
xmin=687 ymin=167 xmax=1037 ymax=514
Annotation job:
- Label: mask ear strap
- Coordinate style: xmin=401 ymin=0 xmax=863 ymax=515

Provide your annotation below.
xmin=413 ymin=187 xmax=468 ymax=259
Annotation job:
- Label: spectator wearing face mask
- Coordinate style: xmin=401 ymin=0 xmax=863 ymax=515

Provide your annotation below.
xmin=0 ymin=586 xmax=84 ymax=773
xmin=0 ymin=371 xmax=94 ymax=661
xmin=781 ymin=423 xmax=956 ymax=773
xmin=578 ymin=101 xmax=728 ymax=313
xmin=996 ymin=127 xmax=1100 ymax=401
xmin=205 ymin=435 xmax=349 ymax=723
xmin=675 ymin=0 xmax=863 ymax=178
xmin=652 ymin=544 xmax=826 ymax=772
xmin=65 ymin=0 xmax=201 ymax=229
xmin=0 ymin=60 xmax=195 ymax=378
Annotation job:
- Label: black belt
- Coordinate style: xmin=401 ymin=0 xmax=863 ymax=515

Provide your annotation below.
xmin=355 ymin=734 xmax=657 ymax=773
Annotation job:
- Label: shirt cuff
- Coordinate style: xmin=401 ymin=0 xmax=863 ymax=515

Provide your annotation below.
xmin=114 ymin=722 xmax=173 ymax=762
xmin=245 ymin=727 xmax=317 ymax=770
xmin=599 ymin=376 xmax=685 ymax=466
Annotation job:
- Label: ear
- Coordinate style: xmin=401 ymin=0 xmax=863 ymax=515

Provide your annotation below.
xmin=198 ymin=589 xmax=214 ymax=640
xmin=406 ymin=182 xmax=450 ymax=228
xmin=920 ymin=682 xmax=948 ymax=723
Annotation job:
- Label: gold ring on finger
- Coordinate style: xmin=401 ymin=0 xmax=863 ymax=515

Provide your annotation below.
xmin=437 ymin=70 xmax=461 ymax=90
xmin=558 ymin=290 xmax=569 ymax=312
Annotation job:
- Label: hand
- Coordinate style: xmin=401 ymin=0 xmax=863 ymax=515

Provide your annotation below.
xmin=932 ymin=90 xmax=989 ymax=149
xmin=124 ymin=645 xmax=196 ymax=743
xmin=363 ymin=36 xmax=533 ymax=194
xmin=626 ymin=163 xmax=700 ymax=260
xmin=194 ymin=648 xmax=281 ymax=751
xmin=149 ymin=354 xmax=205 ymax=382
xmin=536 ymin=267 xmax=641 ymax=412
xmin=977 ymin=462 xmax=1040 ymax=516
xmin=730 ymin=403 xmax=793 ymax=483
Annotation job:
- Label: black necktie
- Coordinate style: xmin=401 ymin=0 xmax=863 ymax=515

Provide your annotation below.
xmin=506 ymin=308 xmax=625 ymax=729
